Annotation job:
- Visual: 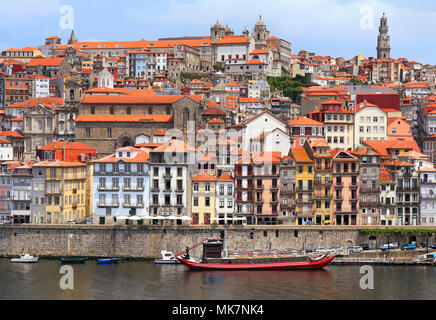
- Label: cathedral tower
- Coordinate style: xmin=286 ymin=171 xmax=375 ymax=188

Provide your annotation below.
xmin=377 ymin=13 xmax=391 ymax=59
xmin=210 ymin=21 xmax=225 ymax=43
xmin=68 ymin=30 xmax=78 ymax=45
xmin=253 ymin=15 xmax=270 ymax=50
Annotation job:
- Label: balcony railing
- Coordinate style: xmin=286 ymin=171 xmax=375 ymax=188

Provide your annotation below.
xmin=97 ymin=201 xmax=120 ymax=208
xmin=297 ymin=187 xmax=313 ymax=192
xmin=97 ymin=184 xmax=120 ymax=191
xmin=421 ymin=194 xmax=436 ymax=199
xmin=360 ymin=200 xmax=380 ymax=207
xmin=360 ymin=186 xmax=380 ymax=192
xmin=297 ymin=197 xmax=313 ymax=204
xmin=122 ymin=201 xmax=144 ymax=208
xmin=45 ymin=189 xmax=61 ymax=195
xmin=123 ymin=184 xmax=144 ymax=191
xmin=397 ymin=185 xmax=419 ymax=191
xmin=174 ymin=187 xmax=184 ymax=193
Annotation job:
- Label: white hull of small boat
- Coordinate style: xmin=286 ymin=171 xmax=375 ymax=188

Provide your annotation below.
xmin=11 ymin=254 xmax=39 ymax=263
xmin=154 ymin=250 xmax=181 ymax=264
xmin=154 ymin=259 xmax=181 ymax=264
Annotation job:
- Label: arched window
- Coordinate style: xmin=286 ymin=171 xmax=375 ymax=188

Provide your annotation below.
xmin=183 ymin=108 xmax=190 ymax=130
xmin=70 ymin=89 xmax=74 ymax=100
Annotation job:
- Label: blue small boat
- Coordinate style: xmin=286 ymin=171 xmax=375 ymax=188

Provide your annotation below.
xmin=97 ymin=258 xmax=121 ymax=264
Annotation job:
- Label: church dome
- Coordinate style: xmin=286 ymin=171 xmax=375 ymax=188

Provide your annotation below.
xmin=212 ymin=20 xmax=223 ymax=29
xmin=255 ymin=15 xmax=265 ymax=26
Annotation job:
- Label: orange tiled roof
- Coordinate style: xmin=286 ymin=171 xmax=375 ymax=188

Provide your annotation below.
xmin=204 ymin=108 xmax=226 ymax=115
xmin=240 ymin=97 xmax=261 ymax=103
xmin=151 ymin=139 xmax=196 ymax=153
xmin=93 ymin=148 xmax=149 ymax=163
xmin=5 ymin=97 xmax=63 ymax=109
xmin=81 ymin=94 xmax=201 ymax=105
xmin=75 ymin=115 xmax=173 ymax=123
xmin=217 ymin=172 xmax=234 ymax=182
xmin=192 ymin=173 xmax=217 ymax=182
xmin=26 ymin=57 xmax=64 ymax=67
xmin=245 ymin=59 xmax=265 ymax=65
xmin=33 ymin=161 xmax=87 ymax=167
xmin=379 ymin=168 xmax=393 ymax=183
xmin=208 ymin=118 xmax=224 ymax=124
xmin=250 ymin=49 xmax=268 ymax=55
xmin=291 ymin=147 xmax=312 ymax=162
xmin=0 ymin=131 xmax=23 ymax=138
xmin=39 ymin=141 xmax=96 ymax=151
xmin=382 ymin=159 xmax=414 ymax=167
xmin=289 ymin=116 xmax=323 ymax=126
xmin=216 ymin=36 xmax=248 ymax=44
xmin=363 ymin=139 xmax=421 ymax=156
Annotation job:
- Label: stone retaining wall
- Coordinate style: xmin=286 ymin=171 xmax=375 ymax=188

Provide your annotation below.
xmin=0 ymin=225 xmax=435 ymax=258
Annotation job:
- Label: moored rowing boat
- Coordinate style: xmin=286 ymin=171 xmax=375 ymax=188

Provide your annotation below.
xmin=60 ymin=257 xmax=87 ymax=263
xmin=97 ymin=258 xmax=121 ymax=264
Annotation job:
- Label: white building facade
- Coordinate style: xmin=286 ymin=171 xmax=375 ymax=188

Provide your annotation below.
xmin=420 ymin=168 xmax=436 ymax=225
xmin=92 ymin=147 xmax=150 ymax=225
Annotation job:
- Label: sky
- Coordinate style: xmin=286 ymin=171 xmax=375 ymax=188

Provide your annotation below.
xmin=1 ymin=0 xmax=436 ymax=64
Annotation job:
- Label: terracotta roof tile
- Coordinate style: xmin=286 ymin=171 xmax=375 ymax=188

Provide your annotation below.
xmin=75 ymin=115 xmax=173 ymax=123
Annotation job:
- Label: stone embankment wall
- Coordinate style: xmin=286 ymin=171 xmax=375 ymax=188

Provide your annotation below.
xmin=0 ymin=225 xmax=434 ymax=258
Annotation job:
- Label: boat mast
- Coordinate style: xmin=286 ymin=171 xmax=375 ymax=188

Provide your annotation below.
xmin=173 ymin=237 xmax=219 ymax=258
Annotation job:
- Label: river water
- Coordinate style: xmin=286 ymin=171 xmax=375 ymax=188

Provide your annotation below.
xmin=0 ymin=258 xmax=435 ymax=300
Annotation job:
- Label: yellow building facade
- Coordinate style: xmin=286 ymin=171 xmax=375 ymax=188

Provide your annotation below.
xmin=36 ymin=161 xmax=91 ymax=224
xmin=291 ymin=147 xmax=315 ymax=225
xmin=191 ymin=174 xmax=217 ymax=225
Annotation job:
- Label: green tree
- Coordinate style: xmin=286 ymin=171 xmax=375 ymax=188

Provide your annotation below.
xmin=350 ymin=78 xmax=363 ymax=85
xmin=213 ymin=61 xmax=224 ymax=72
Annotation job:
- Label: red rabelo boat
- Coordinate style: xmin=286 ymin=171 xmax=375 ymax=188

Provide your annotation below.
xmin=175 ymin=238 xmax=335 ymax=271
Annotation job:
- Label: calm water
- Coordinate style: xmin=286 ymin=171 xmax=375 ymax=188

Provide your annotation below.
xmin=0 ymin=258 xmax=436 ymax=300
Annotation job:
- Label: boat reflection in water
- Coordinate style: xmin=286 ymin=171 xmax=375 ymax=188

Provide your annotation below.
xmin=176 ymin=238 xmax=336 ymax=271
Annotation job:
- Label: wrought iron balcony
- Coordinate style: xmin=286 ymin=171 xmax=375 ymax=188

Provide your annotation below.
xmin=97 ymin=201 xmax=120 ymax=208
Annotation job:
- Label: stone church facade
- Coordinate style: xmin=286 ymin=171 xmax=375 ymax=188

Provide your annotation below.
xmin=75 ymin=93 xmax=206 ymax=156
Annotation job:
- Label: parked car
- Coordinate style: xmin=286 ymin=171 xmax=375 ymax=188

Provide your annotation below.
xmin=67 ymin=221 xmax=77 ymax=225
xmin=360 ymin=244 xmax=369 ymax=251
xmin=401 ymin=244 xmax=417 ymax=250
xmin=380 ymin=243 xmax=398 ymax=251
xmin=315 ymin=248 xmax=330 ymax=254
xmin=348 ymin=246 xmax=364 ymax=253
xmin=305 ymin=248 xmax=313 ymax=253
xmin=420 ymin=242 xmax=428 ymax=248
xmin=431 ymin=244 xmax=436 ymax=249
xmin=331 ymin=246 xmax=344 ymax=253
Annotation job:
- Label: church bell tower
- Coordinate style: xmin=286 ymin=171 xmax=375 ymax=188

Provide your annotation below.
xmin=377 ymin=13 xmax=391 ymax=59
